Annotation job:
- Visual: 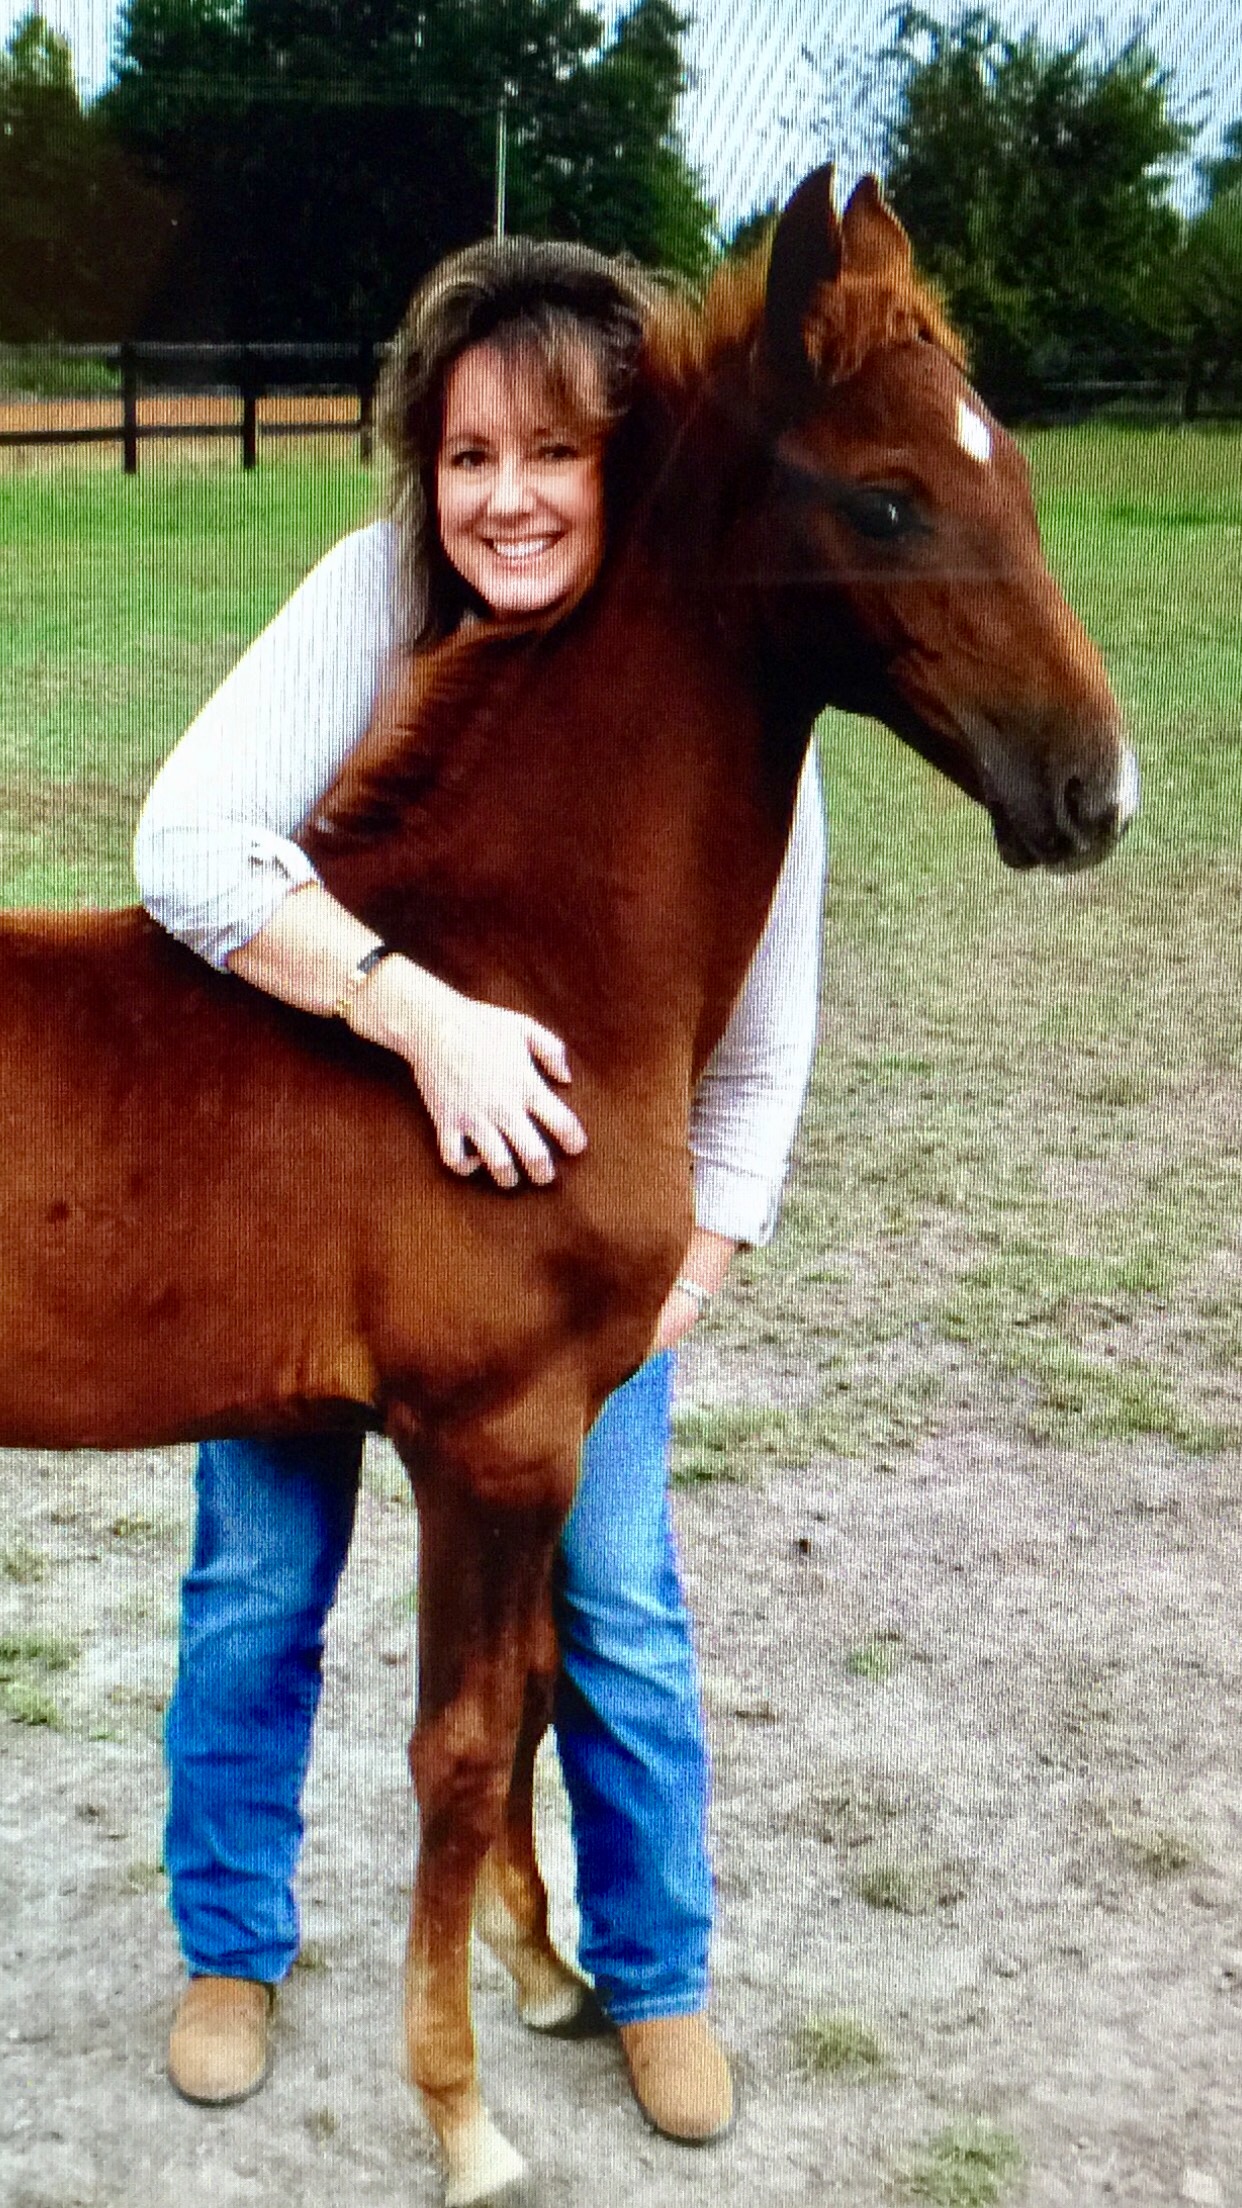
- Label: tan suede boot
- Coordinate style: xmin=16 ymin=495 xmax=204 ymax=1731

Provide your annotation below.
xmin=617 ymin=2014 xmax=734 ymax=2144
xmin=167 ymin=1976 xmax=274 ymax=2106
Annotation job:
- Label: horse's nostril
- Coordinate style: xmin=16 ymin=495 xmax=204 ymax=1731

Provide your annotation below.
xmin=1064 ymin=773 xmax=1120 ymax=845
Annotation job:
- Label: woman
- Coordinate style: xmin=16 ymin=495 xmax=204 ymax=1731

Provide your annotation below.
xmin=133 ymin=236 xmax=825 ymax=2146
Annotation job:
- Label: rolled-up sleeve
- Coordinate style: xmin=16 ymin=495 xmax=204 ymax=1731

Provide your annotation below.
xmin=133 ymin=522 xmax=396 ymax=969
xmin=689 ymin=748 xmax=826 ymax=1246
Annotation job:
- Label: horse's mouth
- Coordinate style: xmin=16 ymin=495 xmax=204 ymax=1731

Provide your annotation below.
xmin=879 ymin=686 xmax=1139 ymax=873
xmin=989 ymin=811 xmax=1127 ymax=873
xmin=979 ymin=734 xmax=1140 ymax=875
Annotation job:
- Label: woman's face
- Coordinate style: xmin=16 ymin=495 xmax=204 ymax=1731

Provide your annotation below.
xmin=436 ymin=338 xmax=606 ymax=620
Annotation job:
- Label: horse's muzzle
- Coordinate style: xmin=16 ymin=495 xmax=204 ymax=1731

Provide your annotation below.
xmin=987 ymin=738 xmax=1139 ymax=873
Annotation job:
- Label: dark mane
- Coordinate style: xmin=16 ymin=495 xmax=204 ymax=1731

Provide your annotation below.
xmin=642 ymin=224 xmax=966 ymax=397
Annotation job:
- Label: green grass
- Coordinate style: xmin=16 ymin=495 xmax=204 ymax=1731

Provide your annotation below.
xmin=796 ymin=2013 xmax=889 ymax=2079
xmin=0 ymin=346 xmax=121 ymax=399
xmin=845 ymin=1633 xmax=902 ymax=1683
xmin=0 ymin=1629 xmax=78 ymax=1726
xmin=0 ymin=1541 xmax=46 ymax=1583
xmin=853 ymin=1858 xmax=967 ymax=1915
xmin=0 ymin=1631 xmax=78 ymax=1672
xmin=905 ymin=2121 xmax=1025 ymax=2207
xmin=0 ymin=452 xmax=375 ymax=906
xmin=1 ymin=1679 xmax=62 ymax=1725
xmin=2 ymin=429 xmax=1239 ymax=1473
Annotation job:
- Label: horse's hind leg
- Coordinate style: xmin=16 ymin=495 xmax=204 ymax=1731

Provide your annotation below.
xmin=474 ymin=1666 xmax=604 ymax=2037
xmin=397 ymin=1405 xmax=579 ymax=2208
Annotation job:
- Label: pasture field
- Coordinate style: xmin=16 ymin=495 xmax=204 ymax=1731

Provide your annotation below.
xmin=1 ymin=427 xmax=1240 ymax=2207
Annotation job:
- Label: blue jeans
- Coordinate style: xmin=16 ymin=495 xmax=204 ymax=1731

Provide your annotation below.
xmin=164 ymin=1354 xmax=713 ymax=2023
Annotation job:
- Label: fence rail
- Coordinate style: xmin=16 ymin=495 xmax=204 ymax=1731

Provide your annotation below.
xmin=0 ymin=341 xmax=392 ymax=470
xmin=2 ymin=343 xmax=1239 ymax=465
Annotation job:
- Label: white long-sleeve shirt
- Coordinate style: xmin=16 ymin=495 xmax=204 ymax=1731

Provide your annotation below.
xmin=134 ymin=522 xmax=825 ymax=1245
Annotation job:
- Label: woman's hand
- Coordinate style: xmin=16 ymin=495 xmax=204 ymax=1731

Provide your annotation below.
xmin=227 ymin=884 xmax=586 ymax=1191
xmin=350 ymin=956 xmax=586 ymax=1190
xmin=651 ymin=1228 xmax=738 ymax=1352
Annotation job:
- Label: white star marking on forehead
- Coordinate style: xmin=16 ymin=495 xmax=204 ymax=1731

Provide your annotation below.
xmin=956 ymin=399 xmax=993 ymax=464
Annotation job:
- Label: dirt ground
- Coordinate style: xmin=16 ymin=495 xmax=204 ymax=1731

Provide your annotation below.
xmin=0 ymin=395 xmax=360 ymax=432
xmin=2 ymin=1324 xmax=1239 ymax=2208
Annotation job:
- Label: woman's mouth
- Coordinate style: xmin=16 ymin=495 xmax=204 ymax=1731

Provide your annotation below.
xmin=486 ymin=535 xmax=558 ymax=565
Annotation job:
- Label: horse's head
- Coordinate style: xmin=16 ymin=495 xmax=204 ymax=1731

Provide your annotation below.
xmin=714 ymin=166 xmax=1138 ymax=871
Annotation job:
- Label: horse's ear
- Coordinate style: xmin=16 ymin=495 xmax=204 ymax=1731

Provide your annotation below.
xmin=764 ymin=163 xmax=843 ymax=386
xmin=840 ymin=175 xmax=913 ymax=281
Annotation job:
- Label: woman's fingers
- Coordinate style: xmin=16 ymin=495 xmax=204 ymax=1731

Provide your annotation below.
xmin=436 ymin=1110 xmax=554 ymax=1192
xmin=529 ymin=1084 xmax=588 ymax=1157
xmin=501 ymin=1113 xmax=557 ymax=1187
xmin=524 ymin=1021 xmax=573 ymax=1085
xmin=377 ymin=969 xmax=588 ymax=1187
xmin=460 ymin=1118 xmax=522 ymax=1191
xmin=437 ymin=1125 xmax=482 ymax=1178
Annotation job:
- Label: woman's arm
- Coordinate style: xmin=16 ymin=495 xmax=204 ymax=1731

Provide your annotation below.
xmin=134 ymin=524 xmax=584 ymax=1187
xmin=230 ymin=881 xmax=584 ymax=1186
xmin=688 ymin=748 xmax=826 ymax=1242
xmin=655 ymin=749 xmax=825 ymax=1345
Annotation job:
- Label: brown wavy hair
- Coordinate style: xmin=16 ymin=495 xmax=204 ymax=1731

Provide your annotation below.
xmin=378 ymin=237 xmax=665 ymax=650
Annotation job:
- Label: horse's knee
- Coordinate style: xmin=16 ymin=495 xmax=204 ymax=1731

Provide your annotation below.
xmin=409 ymin=1728 xmax=511 ymax=1857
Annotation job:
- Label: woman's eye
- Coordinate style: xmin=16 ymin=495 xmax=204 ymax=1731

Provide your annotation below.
xmin=539 ymin=440 xmax=577 ymax=462
xmin=448 ymin=447 xmax=487 ymax=469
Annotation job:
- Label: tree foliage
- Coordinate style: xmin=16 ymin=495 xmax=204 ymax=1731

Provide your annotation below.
xmin=1199 ymin=118 xmax=1242 ymax=206
xmin=1178 ymin=184 xmax=1242 ymax=415
xmin=0 ymin=11 xmax=173 ymax=340
xmin=91 ymin=0 xmax=713 ymax=340
xmin=879 ymin=7 xmax=1193 ymax=412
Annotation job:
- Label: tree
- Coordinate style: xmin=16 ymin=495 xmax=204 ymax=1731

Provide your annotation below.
xmin=507 ymin=0 xmax=714 ymax=273
xmin=0 ymin=11 xmax=173 ymax=339
xmin=95 ymin=0 xmax=715 ymax=340
xmin=1178 ymin=183 xmax=1242 ymax=416
xmin=877 ymin=7 xmax=1193 ymax=413
xmin=1200 ymin=118 xmax=1242 ymax=205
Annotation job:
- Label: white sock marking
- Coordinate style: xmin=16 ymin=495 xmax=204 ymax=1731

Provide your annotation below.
xmin=444 ymin=2111 xmax=526 ymax=2207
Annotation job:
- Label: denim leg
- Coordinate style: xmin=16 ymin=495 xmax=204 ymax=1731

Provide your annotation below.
xmin=552 ymin=1353 xmax=713 ymax=2024
xmin=164 ymin=1434 xmax=362 ymax=1984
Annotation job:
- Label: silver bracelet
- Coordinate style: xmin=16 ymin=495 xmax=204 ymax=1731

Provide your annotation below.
xmin=673 ymin=1276 xmax=712 ymax=1310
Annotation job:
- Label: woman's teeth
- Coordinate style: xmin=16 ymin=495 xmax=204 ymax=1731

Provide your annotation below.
xmin=488 ymin=537 xmax=555 ymax=563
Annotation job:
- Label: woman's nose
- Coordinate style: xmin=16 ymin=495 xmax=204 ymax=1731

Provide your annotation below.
xmin=487 ymin=457 xmax=536 ymax=516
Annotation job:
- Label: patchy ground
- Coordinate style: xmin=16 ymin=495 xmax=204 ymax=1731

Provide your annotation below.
xmin=2 ymin=1335 xmax=1239 ymax=2208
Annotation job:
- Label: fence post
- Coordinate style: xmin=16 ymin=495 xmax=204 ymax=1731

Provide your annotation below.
xmin=240 ymin=345 xmax=258 ymax=471
xmin=121 ymin=343 xmax=139 ymax=475
xmin=358 ymin=338 xmax=376 ymax=464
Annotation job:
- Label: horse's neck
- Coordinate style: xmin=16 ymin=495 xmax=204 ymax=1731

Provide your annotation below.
xmin=311 ymin=452 xmax=811 ymax=1082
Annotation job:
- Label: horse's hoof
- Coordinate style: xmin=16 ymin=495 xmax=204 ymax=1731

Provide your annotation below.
xmin=521 ymin=1980 xmax=612 ymax=2040
xmin=460 ymin=2182 xmax=538 ymax=2208
xmin=446 ymin=2177 xmax=538 ymax=2208
xmin=443 ymin=2118 xmax=532 ymax=2208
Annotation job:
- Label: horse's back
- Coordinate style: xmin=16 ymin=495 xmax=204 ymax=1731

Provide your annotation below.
xmin=0 ymin=908 xmax=687 ymax=1451
xmin=0 ymin=907 xmax=415 ymax=1444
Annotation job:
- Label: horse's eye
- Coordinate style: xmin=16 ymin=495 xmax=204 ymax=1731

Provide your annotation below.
xmin=846 ymin=488 xmax=915 ymax=540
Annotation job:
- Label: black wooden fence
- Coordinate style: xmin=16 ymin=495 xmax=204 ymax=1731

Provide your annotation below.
xmin=1 ymin=342 xmax=1238 ymax=463
xmin=0 ymin=341 xmax=390 ymax=471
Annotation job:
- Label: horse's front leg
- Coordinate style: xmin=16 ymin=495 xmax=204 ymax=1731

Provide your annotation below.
xmin=395 ymin=1399 xmax=580 ymax=2208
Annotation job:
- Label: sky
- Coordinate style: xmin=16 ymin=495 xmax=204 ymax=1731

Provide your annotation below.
xmin=5 ymin=0 xmax=1241 ymax=225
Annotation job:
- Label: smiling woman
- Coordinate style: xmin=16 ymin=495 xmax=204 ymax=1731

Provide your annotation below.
xmin=128 ymin=226 xmax=826 ymax=2180
xmin=435 ymin=339 xmax=607 ymax=621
